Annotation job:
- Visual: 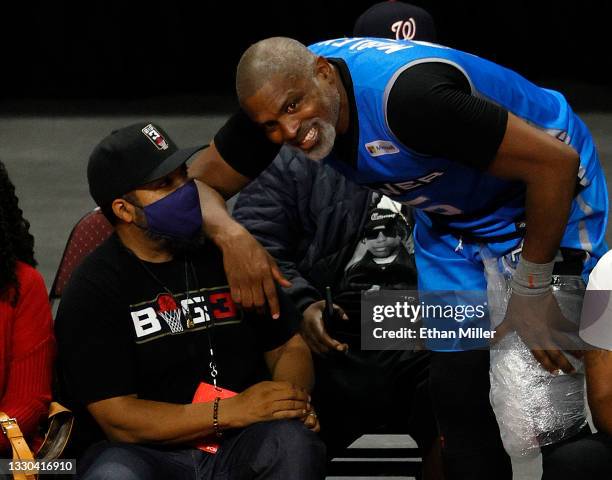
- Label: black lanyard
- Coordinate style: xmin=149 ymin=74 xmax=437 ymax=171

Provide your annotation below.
xmin=129 ymin=250 xmax=221 ymax=389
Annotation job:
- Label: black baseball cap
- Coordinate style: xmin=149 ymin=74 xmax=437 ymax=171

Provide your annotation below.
xmin=87 ymin=122 xmax=205 ymax=207
xmin=364 ymin=208 xmax=402 ymax=236
xmin=353 ymin=1 xmax=437 ymax=42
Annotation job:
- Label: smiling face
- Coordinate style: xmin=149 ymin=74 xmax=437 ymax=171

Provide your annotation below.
xmin=242 ymin=60 xmax=342 ymax=161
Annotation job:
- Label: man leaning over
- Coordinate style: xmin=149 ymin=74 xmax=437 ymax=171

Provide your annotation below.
xmin=188 ymin=33 xmax=608 ymax=479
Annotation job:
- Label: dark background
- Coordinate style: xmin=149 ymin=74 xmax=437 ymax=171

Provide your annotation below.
xmin=3 ymin=0 xmax=610 ymax=111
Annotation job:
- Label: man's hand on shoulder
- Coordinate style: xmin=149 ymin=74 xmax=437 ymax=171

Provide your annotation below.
xmin=190 ymin=163 xmax=291 ymax=319
xmin=216 ymin=222 xmax=291 ymax=318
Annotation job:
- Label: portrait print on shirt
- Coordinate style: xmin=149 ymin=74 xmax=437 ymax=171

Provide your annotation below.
xmin=341 ymin=194 xmax=416 ymax=294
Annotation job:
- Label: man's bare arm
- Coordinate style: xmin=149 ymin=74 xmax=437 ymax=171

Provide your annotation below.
xmin=488 ymin=113 xmax=580 ymax=373
xmin=265 ymin=333 xmax=319 ymax=431
xmin=188 ymin=142 xmax=251 ymax=199
xmin=87 ymin=394 xmax=225 ymax=445
xmin=585 ymin=349 xmax=612 ymax=434
xmin=487 ymin=112 xmax=579 ymax=263
xmin=188 ymin=147 xmax=291 ymax=318
xmin=264 ymin=333 xmax=315 ymax=393
xmin=87 ymin=382 xmax=310 ymax=445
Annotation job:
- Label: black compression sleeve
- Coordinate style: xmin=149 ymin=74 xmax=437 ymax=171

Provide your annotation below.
xmin=387 ymin=62 xmax=508 ymax=170
xmin=214 ymin=110 xmax=281 ymax=179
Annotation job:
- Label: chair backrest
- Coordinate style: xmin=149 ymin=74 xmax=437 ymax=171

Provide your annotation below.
xmin=49 ymin=208 xmax=113 ymax=304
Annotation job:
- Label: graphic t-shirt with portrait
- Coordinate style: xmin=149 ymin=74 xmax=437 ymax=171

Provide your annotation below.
xmin=335 ymin=195 xmax=417 ymax=327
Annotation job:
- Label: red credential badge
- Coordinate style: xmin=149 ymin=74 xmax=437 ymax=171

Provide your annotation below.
xmin=192 ymin=382 xmax=238 ymax=454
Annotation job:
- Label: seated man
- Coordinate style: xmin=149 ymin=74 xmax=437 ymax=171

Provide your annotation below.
xmin=54 ymin=123 xmax=325 ymax=480
xmin=232 ymin=147 xmax=438 ymax=474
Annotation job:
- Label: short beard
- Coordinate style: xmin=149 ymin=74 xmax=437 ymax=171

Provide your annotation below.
xmin=293 ymin=84 xmax=340 ymax=162
xmin=144 ymin=229 xmax=206 ymax=256
xmin=300 ymin=119 xmax=337 ymax=161
xmin=133 ymin=206 xmax=205 ymax=255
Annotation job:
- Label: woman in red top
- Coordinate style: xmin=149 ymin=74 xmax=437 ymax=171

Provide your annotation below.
xmin=0 ymin=159 xmax=55 ymax=454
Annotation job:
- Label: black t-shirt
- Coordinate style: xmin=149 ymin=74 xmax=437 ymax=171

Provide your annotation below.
xmin=55 ymin=234 xmax=298 ymax=445
xmin=214 ymin=61 xmax=507 ymax=178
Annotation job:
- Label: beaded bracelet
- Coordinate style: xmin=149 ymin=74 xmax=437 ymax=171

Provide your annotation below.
xmin=213 ymin=397 xmax=223 ymax=438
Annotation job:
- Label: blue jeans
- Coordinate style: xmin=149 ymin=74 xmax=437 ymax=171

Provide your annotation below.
xmin=77 ymin=420 xmax=326 ymax=480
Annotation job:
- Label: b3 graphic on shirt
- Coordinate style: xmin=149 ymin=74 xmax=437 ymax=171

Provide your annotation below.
xmin=130 ymin=286 xmax=240 ymax=343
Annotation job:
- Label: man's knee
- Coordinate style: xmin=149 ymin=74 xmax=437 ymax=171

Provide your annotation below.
xmin=217 ymin=420 xmax=326 ymax=478
xmin=265 ymin=419 xmax=325 ymax=455
xmin=79 ymin=444 xmax=156 ymax=480
xmin=254 ymin=419 xmax=326 ymax=470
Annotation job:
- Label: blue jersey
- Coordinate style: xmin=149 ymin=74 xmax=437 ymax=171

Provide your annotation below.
xmin=309 ymin=38 xmax=608 ymax=264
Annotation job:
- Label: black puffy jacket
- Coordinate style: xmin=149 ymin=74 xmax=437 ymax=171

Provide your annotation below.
xmin=232 ymin=147 xmax=372 ymax=312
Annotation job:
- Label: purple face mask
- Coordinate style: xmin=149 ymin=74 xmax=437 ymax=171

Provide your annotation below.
xmin=139 ymin=180 xmax=203 ymax=239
